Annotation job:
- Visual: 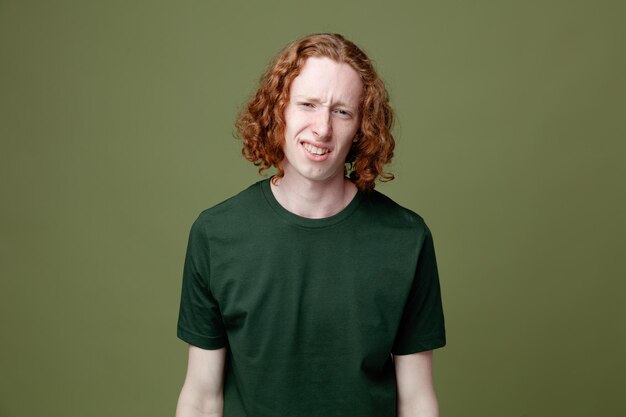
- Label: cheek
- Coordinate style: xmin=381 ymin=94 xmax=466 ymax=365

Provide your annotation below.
xmin=286 ymin=116 xmax=309 ymax=136
xmin=339 ymin=123 xmax=360 ymax=143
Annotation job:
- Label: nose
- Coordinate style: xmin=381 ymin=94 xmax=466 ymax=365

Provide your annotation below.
xmin=312 ymin=110 xmax=332 ymax=139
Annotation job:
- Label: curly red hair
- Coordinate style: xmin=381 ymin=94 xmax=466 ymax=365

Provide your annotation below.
xmin=235 ymin=33 xmax=395 ymax=191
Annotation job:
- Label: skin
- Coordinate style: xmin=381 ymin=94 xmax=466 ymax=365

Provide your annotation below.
xmin=176 ymin=348 xmax=438 ymax=417
xmin=175 ymin=345 xmax=226 ymax=417
xmin=176 ymin=56 xmax=440 ymax=417
xmin=394 ymin=351 xmax=440 ymax=417
xmin=270 ymin=56 xmax=363 ymax=219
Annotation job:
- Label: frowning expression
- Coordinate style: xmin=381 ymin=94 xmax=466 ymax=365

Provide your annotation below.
xmin=281 ymin=56 xmax=363 ymax=185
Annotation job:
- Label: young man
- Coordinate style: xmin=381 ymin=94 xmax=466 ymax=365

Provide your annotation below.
xmin=176 ymin=33 xmax=446 ymax=417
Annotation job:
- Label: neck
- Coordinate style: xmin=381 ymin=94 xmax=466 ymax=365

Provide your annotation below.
xmin=270 ymin=173 xmax=358 ymax=219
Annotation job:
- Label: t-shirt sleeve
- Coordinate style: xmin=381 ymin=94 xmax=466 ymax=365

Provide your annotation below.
xmin=392 ymin=224 xmax=446 ymax=355
xmin=176 ymin=215 xmax=227 ymax=350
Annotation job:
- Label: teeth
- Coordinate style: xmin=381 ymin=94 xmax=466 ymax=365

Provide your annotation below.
xmin=303 ymin=143 xmax=329 ymax=155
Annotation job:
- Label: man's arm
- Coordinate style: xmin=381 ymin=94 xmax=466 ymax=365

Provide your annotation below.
xmin=394 ymin=350 xmax=439 ymax=417
xmin=176 ymin=345 xmax=227 ymax=417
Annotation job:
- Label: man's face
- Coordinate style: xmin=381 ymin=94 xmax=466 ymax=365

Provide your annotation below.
xmin=281 ymin=56 xmax=363 ymax=185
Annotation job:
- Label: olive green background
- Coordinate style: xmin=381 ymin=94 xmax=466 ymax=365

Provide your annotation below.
xmin=1 ymin=0 xmax=624 ymax=416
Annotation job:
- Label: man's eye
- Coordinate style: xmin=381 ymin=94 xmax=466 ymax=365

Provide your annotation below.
xmin=335 ymin=109 xmax=351 ymax=117
xmin=299 ymin=102 xmax=314 ymax=108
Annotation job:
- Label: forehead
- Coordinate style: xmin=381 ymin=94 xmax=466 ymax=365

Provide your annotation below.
xmin=289 ymin=56 xmax=363 ymax=106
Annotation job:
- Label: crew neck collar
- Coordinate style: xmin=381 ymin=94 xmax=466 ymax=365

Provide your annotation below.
xmin=259 ymin=178 xmax=363 ymax=228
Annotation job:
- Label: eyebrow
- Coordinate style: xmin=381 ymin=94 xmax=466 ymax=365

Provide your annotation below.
xmin=293 ymin=95 xmax=357 ymax=110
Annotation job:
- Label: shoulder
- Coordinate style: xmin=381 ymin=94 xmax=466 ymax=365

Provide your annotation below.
xmin=191 ymin=180 xmax=266 ymax=234
xmin=360 ymin=189 xmax=430 ymax=233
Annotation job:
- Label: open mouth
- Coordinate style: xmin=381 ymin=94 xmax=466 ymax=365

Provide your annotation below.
xmin=302 ymin=142 xmax=330 ymax=156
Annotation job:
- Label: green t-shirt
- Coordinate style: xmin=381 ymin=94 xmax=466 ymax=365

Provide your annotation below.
xmin=177 ymin=179 xmax=446 ymax=417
